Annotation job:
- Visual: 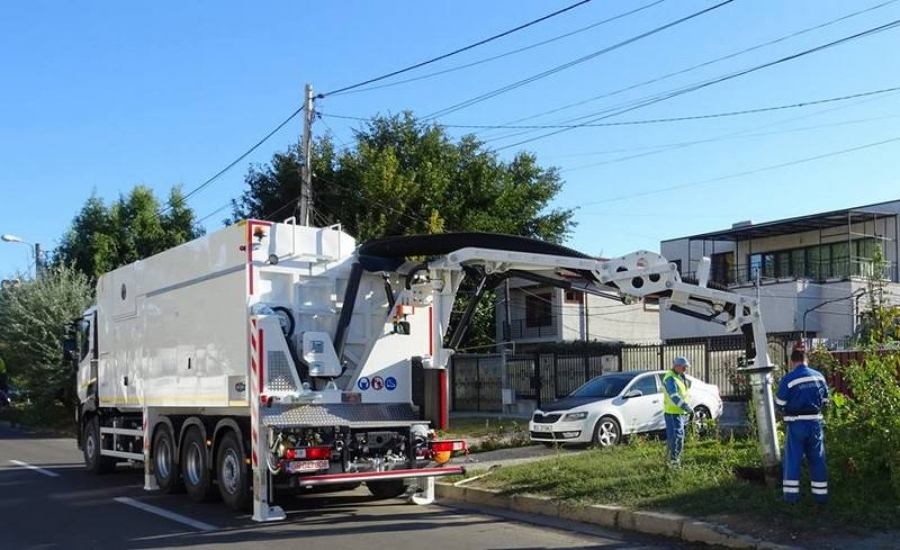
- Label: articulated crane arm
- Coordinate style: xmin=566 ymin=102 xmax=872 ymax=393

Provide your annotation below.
xmin=425 ymin=247 xmax=781 ymax=480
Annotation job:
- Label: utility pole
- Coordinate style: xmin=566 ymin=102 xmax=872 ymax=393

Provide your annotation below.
xmin=299 ymin=83 xmax=315 ymax=226
xmin=34 ymin=243 xmax=42 ymax=279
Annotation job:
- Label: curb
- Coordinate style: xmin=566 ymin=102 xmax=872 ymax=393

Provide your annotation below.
xmin=435 ymin=484 xmax=800 ymax=550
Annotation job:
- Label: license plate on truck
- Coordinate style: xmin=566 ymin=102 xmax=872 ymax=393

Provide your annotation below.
xmin=286 ymin=460 xmax=330 ymax=473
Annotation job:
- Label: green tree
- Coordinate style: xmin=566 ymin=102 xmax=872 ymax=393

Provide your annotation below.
xmin=229 ymin=112 xmax=574 ymax=243
xmin=229 ymin=113 xmax=575 ymax=348
xmin=57 ymin=186 xmax=204 ymax=280
xmin=0 ymin=265 xmax=92 ymax=408
xmin=820 ymin=245 xmax=900 ymax=497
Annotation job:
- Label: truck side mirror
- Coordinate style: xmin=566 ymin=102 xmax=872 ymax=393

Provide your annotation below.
xmin=63 ymin=339 xmax=79 ymax=363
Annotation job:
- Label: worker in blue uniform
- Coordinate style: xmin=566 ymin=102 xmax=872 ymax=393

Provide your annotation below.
xmin=663 ymin=356 xmax=693 ymax=466
xmin=775 ymin=346 xmax=829 ymax=503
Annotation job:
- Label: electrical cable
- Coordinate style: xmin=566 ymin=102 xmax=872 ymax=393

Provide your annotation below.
xmin=490 ymin=0 xmax=900 ymax=132
xmin=423 ymin=0 xmax=735 ymax=121
xmin=324 ymin=84 xmax=900 ymax=130
xmin=172 ymin=106 xmax=305 ymax=208
xmin=569 ymin=134 xmax=900 ymax=212
xmin=336 ymin=0 xmax=666 ymax=96
xmin=496 ymin=16 xmax=900 ymax=150
xmin=323 ymin=0 xmax=595 ymax=97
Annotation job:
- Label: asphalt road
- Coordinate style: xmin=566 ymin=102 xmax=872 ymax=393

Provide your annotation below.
xmin=0 ymin=424 xmax=697 ymax=550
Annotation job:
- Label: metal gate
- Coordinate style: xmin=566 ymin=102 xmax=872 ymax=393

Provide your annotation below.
xmin=450 ymin=354 xmax=502 ymax=412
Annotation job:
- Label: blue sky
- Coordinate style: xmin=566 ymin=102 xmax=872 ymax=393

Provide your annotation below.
xmin=2 ymin=0 xmax=899 ymax=277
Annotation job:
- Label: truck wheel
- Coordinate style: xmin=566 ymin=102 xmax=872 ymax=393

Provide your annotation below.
xmin=216 ymin=432 xmax=250 ymax=511
xmin=83 ymin=417 xmax=116 ymax=474
xmin=153 ymin=426 xmax=183 ymax=493
xmin=181 ymin=427 xmax=216 ymax=502
xmin=367 ymin=479 xmax=407 ymax=499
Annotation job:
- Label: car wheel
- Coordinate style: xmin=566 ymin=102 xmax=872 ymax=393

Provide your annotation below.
xmin=592 ymin=416 xmax=621 ymax=447
xmin=692 ymin=405 xmax=712 ymax=435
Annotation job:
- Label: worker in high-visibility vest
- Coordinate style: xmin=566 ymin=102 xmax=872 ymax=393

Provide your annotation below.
xmin=775 ymin=346 xmax=829 ymax=503
xmin=663 ymin=356 xmax=693 ymax=466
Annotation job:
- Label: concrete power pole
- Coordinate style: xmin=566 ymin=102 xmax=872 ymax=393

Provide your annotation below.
xmin=299 ymin=83 xmax=315 ymax=226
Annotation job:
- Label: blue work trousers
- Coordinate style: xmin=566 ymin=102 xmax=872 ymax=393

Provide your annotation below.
xmin=664 ymin=413 xmax=687 ymax=464
xmin=782 ymin=420 xmax=828 ymax=503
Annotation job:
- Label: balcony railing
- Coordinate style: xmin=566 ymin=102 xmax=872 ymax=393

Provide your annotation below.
xmin=505 ymin=319 xmax=558 ymax=340
xmin=684 ymin=259 xmax=897 ymax=288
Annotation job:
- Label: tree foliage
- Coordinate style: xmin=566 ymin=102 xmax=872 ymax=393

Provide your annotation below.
xmin=0 ymin=265 xmax=92 ymax=407
xmin=228 ymin=113 xmax=575 ymax=348
xmin=57 ymin=186 xmax=204 ymax=280
xmin=229 ymin=112 xmax=575 ymax=243
xmin=818 ymin=246 xmax=900 ymax=498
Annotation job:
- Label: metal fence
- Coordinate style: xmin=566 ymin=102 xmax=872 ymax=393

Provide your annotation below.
xmin=450 ymin=336 xmax=794 ymax=412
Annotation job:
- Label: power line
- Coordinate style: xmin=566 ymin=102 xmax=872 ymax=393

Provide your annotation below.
xmin=197 ymin=201 xmax=233 ymax=224
xmin=553 ymin=112 xmax=900 ymax=162
xmin=325 ymin=84 xmax=900 ymax=130
xmin=574 ymin=133 xmax=900 ymax=209
xmin=336 ymin=0 xmax=666 ymax=96
xmin=563 ymin=109 xmax=900 ymax=173
xmin=173 ymin=105 xmax=305 ymax=209
xmin=496 ymin=17 xmax=900 ymax=150
xmin=423 ymin=0 xmax=735 ymax=120
xmin=489 ymin=0 xmax=900 ymax=133
xmin=322 ymin=0 xmax=595 ymax=97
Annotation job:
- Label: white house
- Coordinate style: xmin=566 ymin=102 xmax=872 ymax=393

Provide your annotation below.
xmin=495 ymin=276 xmax=660 ymax=350
xmin=660 ymin=199 xmax=900 ymax=347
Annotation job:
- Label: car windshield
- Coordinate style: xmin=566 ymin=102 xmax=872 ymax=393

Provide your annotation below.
xmin=570 ymin=375 xmax=630 ymax=398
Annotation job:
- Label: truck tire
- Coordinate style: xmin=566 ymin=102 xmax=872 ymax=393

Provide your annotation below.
xmin=367 ymin=479 xmax=407 ymax=499
xmin=83 ymin=416 xmax=116 ymax=474
xmin=216 ymin=432 xmax=250 ymax=511
xmin=153 ymin=426 xmax=183 ymax=493
xmin=181 ymin=427 xmax=217 ymax=502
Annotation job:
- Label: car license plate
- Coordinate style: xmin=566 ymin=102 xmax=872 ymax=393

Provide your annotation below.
xmin=534 ymin=424 xmax=553 ymax=433
xmin=287 ymin=460 xmax=329 ymax=473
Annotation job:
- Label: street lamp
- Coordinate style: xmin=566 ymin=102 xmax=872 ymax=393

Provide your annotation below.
xmin=1 ymin=234 xmax=42 ymax=278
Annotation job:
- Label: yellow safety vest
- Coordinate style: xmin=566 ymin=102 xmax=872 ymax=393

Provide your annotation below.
xmin=663 ymin=370 xmax=690 ymax=415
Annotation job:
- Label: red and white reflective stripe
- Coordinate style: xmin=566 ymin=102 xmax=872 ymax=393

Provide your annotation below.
xmin=249 ymin=318 xmax=259 ymax=467
xmin=296 ymin=467 xmax=464 ymax=483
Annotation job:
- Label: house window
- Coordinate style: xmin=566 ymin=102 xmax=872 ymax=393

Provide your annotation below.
xmin=791 ymin=248 xmax=807 ymax=278
xmin=525 ymin=293 xmax=553 ymax=328
xmin=565 ymin=290 xmax=584 ymax=304
xmin=710 ymin=252 xmax=734 ymax=284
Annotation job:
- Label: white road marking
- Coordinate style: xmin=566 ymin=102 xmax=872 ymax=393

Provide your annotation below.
xmin=114 ymin=497 xmax=217 ymax=532
xmin=10 ymin=460 xmax=60 ymax=477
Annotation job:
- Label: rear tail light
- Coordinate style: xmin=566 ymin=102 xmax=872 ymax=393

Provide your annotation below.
xmin=283 ymin=446 xmax=331 ymax=460
xmin=430 ymin=440 xmax=466 ymax=453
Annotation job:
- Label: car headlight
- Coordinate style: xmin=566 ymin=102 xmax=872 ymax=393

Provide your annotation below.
xmin=563 ymin=412 xmax=588 ymax=421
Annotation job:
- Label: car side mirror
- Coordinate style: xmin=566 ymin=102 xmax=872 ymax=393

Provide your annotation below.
xmin=623 ymin=389 xmax=643 ymax=399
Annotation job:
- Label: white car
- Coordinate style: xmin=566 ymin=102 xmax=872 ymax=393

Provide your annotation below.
xmin=529 ymin=370 xmax=723 ymax=447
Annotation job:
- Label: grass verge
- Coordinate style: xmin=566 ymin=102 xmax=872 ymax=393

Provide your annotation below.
xmin=440 ymin=416 xmax=532 ymax=453
xmin=469 ymin=434 xmax=900 ymax=536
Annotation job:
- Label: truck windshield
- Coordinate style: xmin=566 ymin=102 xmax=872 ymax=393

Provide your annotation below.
xmin=570 ymin=376 xmax=629 ymax=398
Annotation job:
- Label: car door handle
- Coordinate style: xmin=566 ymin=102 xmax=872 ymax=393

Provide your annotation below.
xmin=652 ymin=400 xmax=659 ymax=404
